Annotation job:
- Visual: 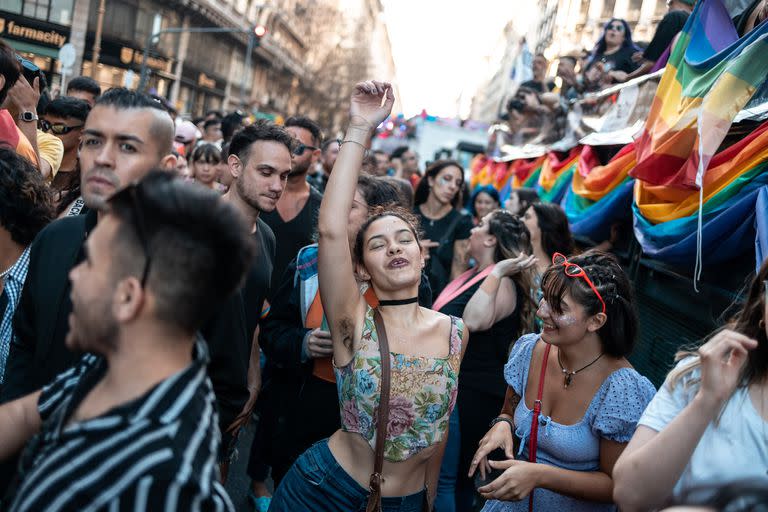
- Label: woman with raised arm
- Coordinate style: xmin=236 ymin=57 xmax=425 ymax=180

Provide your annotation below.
xmin=268 ymin=81 xmax=468 ymax=512
xmin=613 ymin=258 xmax=768 ymax=511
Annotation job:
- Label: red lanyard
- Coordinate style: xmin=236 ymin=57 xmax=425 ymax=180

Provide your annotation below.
xmin=528 ymin=342 xmax=551 ymax=511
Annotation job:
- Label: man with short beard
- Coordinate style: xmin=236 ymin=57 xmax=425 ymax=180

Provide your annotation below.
xmin=0 ymin=172 xmax=251 ymax=511
xmin=216 ymin=121 xmax=294 ymax=478
xmin=2 ymin=87 xmax=257 ymax=478
xmin=261 ymin=115 xmax=324 ymax=291
xmin=1 ymin=88 xmax=177 ymax=404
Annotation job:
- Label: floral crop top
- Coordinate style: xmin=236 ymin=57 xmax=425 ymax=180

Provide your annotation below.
xmin=334 ymin=306 xmax=464 ymax=462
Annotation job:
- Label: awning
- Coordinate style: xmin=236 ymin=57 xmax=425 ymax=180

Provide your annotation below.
xmin=6 ymin=40 xmax=60 ymax=60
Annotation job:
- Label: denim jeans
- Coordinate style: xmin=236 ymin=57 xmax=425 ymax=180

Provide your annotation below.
xmin=435 ymin=406 xmax=460 ymax=512
xmin=435 ymin=406 xmax=475 ymax=512
xmin=269 ymin=438 xmax=426 ymax=512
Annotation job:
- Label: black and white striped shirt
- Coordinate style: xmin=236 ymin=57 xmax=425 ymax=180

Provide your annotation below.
xmin=8 ymin=339 xmax=234 ymax=512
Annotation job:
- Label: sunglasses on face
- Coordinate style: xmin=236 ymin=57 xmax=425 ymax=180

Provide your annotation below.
xmin=293 ymin=143 xmax=318 ymax=156
xmin=607 ymin=23 xmax=625 ymax=32
xmin=39 ymin=119 xmax=84 ymax=135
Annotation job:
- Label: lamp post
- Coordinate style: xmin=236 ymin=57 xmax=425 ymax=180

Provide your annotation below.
xmin=90 ymin=0 xmax=106 ymax=74
xmin=138 ymin=27 xmax=256 ymax=92
xmin=139 ymin=4 xmax=268 ymax=101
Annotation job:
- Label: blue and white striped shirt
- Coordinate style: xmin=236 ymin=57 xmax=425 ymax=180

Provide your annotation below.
xmin=0 ymin=246 xmax=31 ymax=384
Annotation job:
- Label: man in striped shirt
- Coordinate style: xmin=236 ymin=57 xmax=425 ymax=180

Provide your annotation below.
xmin=0 ymin=172 xmax=254 ymax=511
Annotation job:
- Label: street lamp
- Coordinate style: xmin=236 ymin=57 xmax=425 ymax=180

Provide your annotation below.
xmin=138 ymin=21 xmax=269 ymax=106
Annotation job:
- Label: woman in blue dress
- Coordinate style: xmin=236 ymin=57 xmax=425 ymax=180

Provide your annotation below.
xmin=469 ymin=251 xmax=655 ymax=511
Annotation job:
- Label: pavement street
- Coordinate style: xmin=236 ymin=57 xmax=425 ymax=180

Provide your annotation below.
xmin=224 ymin=421 xmax=263 ymax=511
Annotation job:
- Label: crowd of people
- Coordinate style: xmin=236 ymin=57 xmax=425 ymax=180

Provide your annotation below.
xmin=0 ymin=7 xmax=767 ymax=510
xmin=505 ymin=0 xmax=698 ymax=146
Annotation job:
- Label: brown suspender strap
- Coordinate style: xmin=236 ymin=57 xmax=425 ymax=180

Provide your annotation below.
xmin=366 ymin=309 xmax=392 ymax=512
xmin=528 ymin=342 xmax=551 ymax=512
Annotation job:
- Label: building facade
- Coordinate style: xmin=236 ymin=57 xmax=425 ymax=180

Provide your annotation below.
xmin=470 ymin=21 xmax=521 ymax=123
xmin=529 ymin=0 xmax=668 ymax=59
xmin=0 ymin=0 xmax=398 ymax=123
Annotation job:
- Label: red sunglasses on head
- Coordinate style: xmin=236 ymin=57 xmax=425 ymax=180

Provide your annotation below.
xmin=552 ymin=252 xmax=606 ymax=314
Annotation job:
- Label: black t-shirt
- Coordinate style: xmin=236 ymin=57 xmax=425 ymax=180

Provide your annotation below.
xmin=643 ymin=10 xmax=690 ymax=62
xmin=242 ymin=218 xmax=276 ymax=338
xmin=415 ymin=208 xmax=473 ymax=297
xmin=588 ymin=46 xmax=639 ymax=74
xmin=437 ymin=278 xmax=521 ymax=398
xmin=262 ymin=186 xmax=323 ymax=293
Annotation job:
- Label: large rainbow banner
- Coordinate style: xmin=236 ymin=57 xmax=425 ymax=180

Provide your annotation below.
xmin=631 ymin=0 xmax=768 ymax=189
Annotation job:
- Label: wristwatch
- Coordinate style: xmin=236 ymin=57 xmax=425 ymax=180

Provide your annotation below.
xmin=18 ymin=111 xmax=38 ymax=122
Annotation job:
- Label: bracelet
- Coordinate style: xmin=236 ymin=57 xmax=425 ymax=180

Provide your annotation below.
xmin=489 ymin=416 xmax=515 ymax=431
xmin=338 ymin=138 xmax=369 ymax=158
xmin=349 ymin=115 xmax=375 ymax=132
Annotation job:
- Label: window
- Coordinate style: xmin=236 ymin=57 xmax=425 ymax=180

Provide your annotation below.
xmin=1 ymin=0 xmax=23 ymax=14
xmin=50 ymin=0 xmax=73 ymax=24
xmin=98 ymin=0 xmax=137 ymax=41
xmin=23 ymin=0 xmax=49 ymax=20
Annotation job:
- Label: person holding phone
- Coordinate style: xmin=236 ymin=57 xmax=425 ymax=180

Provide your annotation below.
xmin=0 ymin=41 xmax=37 ymax=166
xmin=5 ymin=55 xmax=63 ymax=181
xmin=469 ymin=251 xmax=654 ymax=511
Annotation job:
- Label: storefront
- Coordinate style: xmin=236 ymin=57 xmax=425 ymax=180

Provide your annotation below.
xmin=0 ymin=11 xmax=69 ymax=87
xmin=80 ymin=35 xmax=174 ymax=94
xmin=1 ymin=2 xmax=239 ymax=116
xmin=179 ymin=66 xmax=227 ymax=117
xmin=0 ymin=9 xmax=175 ymax=94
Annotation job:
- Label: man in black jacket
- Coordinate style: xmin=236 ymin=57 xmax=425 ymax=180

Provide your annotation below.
xmin=1 ymin=89 xmax=250 ymax=467
xmin=2 ymin=88 xmax=177 ymax=403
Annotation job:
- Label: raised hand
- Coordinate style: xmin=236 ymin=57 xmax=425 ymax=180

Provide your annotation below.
xmin=349 ymin=80 xmax=395 ymax=132
xmin=696 ymin=329 xmax=757 ymax=410
xmin=493 ymin=253 xmax=537 ymax=277
xmin=6 ymin=75 xmax=40 ymax=118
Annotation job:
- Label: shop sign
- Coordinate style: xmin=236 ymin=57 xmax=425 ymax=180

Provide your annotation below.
xmin=120 ymin=47 xmax=168 ymax=71
xmin=0 ymin=17 xmax=67 ymax=47
xmin=197 ymin=73 xmax=217 ymax=90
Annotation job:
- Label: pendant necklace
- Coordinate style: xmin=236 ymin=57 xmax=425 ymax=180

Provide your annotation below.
xmin=557 ymin=349 xmax=604 ymax=389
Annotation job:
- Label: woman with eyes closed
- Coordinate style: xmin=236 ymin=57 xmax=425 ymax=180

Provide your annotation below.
xmin=469 ymin=251 xmax=655 ymax=511
xmin=268 ymin=81 xmax=469 ymax=512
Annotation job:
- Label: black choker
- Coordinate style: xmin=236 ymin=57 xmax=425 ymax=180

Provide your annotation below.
xmin=378 ymin=297 xmax=418 ymax=306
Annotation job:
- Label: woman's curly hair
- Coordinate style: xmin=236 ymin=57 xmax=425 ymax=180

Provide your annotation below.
xmin=0 ymin=147 xmax=55 ymax=245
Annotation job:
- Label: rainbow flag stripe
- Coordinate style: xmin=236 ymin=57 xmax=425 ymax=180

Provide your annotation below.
xmin=631 ymin=0 xmax=768 ymax=189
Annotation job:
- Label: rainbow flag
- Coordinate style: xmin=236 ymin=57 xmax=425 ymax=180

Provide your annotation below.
xmin=633 ymin=120 xmax=768 ymax=264
xmin=631 ymin=0 xmax=768 ymax=189
xmin=538 ymin=148 xmax=580 ymax=203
